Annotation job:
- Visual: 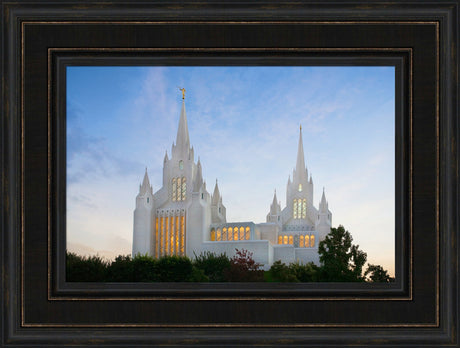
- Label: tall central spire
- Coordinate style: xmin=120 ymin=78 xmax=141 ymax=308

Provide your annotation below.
xmin=175 ymin=98 xmax=190 ymax=151
xmin=294 ymin=125 xmax=307 ymax=182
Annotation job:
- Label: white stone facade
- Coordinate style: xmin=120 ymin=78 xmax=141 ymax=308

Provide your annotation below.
xmin=132 ymin=96 xmax=332 ymax=269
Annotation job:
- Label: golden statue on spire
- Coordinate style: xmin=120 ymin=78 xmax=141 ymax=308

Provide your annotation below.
xmin=179 ymin=87 xmax=186 ymax=99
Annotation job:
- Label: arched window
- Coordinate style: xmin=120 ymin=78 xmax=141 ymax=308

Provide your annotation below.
xmin=305 ymin=235 xmax=310 ymax=247
xmin=299 ymin=235 xmax=304 ymax=247
xmin=278 ymin=235 xmax=283 ymax=244
xmin=302 ymin=199 xmax=307 ymax=219
xmin=289 ymin=235 xmax=294 ymax=245
xmin=298 ymin=184 xmax=302 ymax=192
xmin=310 ymin=235 xmax=315 ymax=247
xmin=239 ymin=227 xmax=244 ymax=240
xmin=245 ymin=226 xmax=250 ymax=240
xmin=222 ymin=228 xmax=227 ymax=241
xmin=216 ymin=228 xmax=222 ymax=241
xmin=179 ymin=160 xmax=184 ymax=170
xmin=293 ymin=199 xmax=298 ymax=219
xmin=172 ymin=178 xmax=177 ymax=201
xmin=234 ymin=229 xmax=239 ymax=241
xmin=297 ymin=200 xmax=302 ymax=219
xmin=283 ymin=235 xmax=288 ymax=244
xmin=228 ymin=227 xmax=233 ymax=240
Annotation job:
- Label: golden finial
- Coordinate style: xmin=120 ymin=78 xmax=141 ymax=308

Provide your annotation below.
xmin=300 ymin=124 xmax=302 ymax=131
xmin=178 ymin=87 xmax=186 ymax=99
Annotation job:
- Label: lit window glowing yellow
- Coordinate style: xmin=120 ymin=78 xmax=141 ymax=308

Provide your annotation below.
xmin=305 ymin=235 xmax=310 ymax=247
xmin=155 ymin=217 xmax=159 ymax=258
xmin=289 ymin=235 xmax=294 ymax=245
xmin=239 ymin=227 xmax=244 ymax=240
xmin=175 ymin=216 xmax=179 ymax=253
xmin=165 ymin=217 xmax=169 ymax=255
xmin=211 ymin=228 xmax=216 ymax=241
xmin=245 ymin=226 xmax=250 ymax=240
xmin=228 ymin=227 xmax=233 ymax=240
xmin=310 ymin=235 xmax=315 ymax=247
xmin=180 ymin=216 xmax=185 ymax=255
xmin=283 ymin=235 xmax=288 ymax=244
xmin=223 ymin=228 xmax=227 ymax=240
xmin=234 ymin=230 xmax=239 ymax=241
xmin=299 ymin=235 xmax=304 ymax=247
xmin=217 ymin=229 xmax=222 ymax=241
xmin=298 ymin=184 xmax=302 ymax=192
xmin=160 ymin=217 xmax=164 ymax=255
xmin=278 ymin=235 xmax=283 ymax=244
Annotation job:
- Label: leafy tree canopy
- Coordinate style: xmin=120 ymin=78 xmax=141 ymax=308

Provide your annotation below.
xmin=318 ymin=225 xmax=367 ymax=282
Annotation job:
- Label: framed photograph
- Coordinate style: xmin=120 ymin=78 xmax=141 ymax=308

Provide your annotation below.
xmin=2 ymin=1 xmax=458 ymax=346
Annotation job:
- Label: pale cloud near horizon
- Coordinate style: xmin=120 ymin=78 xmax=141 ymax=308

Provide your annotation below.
xmin=67 ymin=66 xmax=395 ymax=276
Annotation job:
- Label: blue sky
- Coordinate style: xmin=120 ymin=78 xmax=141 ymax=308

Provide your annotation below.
xmin=66 ymin=66 xmax=395 ymax=275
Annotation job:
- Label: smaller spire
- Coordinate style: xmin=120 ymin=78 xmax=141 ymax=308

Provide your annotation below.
xmin=212 ymin=179 xmax=221 ymax=205
xmin=164 ymin=150 xmax=169 ymax=162
xmin=319 ymin=187 xmax=328 ymax=212
xmin=140 ymin=168 xmax=151 ymax=194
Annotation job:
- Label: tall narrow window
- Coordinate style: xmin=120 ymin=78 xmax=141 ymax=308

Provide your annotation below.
xmin=305 ymin=235 xmax=310 ymax=247
xmin=302 ymin=199 xmax=307 ymax=219
xmin=175 ymin=216 xmax=179 ymax=254
xmin=223 ymin=227 xmax=227 ymax=241
xmin=278 ymin=235 xmax=283 ymax=244
xmin=234 ymin=229 xmax=239 ymax=241
xmin=245 ymin=227 xmax=250 ymax=240
xmin=181 ymin=177 xmax=186 ymax=201
xmin=293 ymin=199 xmax=298 ymax=219
xmin=217 ymin=228 xmax=222 ymax=241
xmin=165 ymin=217 xmax=169 ymax=256
xmin=298 ymin=184 xmax=302 ymax=192
xmin=159 ymin=217 xmax=164 ymax=255
xmin=239 ymin=227 xmax=244 ymax=240
xmin=155 ymin=217 xmax=159 ymax=258
xmin=180 ymin=216 xmax=185 ymax=255
xmin=179 ymin=160 xmax=184 ymax=170
xmin=176 ymin=177 xmax=181 ymax=201
xmin=283 ymin=235 xmax=288 ymax=245
xmin=299 ymin=235 xmax=304 ymax=247
xmin=172 ymin=178 xmax=177 ymax=202
xmin=289 ymin=235 xmax=294 ymax=245
xmin=310 ymin=235 xmax=315 ymax=247
xmin=228 ymin=227 xmax=233 ymax=241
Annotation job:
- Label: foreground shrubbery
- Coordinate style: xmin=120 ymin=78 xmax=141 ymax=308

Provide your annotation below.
xmin=67 ymin=226 xmax=393 ymax=283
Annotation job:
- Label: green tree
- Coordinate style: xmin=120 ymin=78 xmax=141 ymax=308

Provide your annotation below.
xmin=364 ymin=264 xmax=392 ymax=282
xmin=155 ymin=255 xmax=194 ymax=282
xmin=193 ymin=251 xmax=231 ymax=282
xmin=317 ymin=225 xmax=367 ymax=282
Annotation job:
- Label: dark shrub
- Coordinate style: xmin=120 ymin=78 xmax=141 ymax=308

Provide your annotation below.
xmin=156 ymin=255 xmax=194 ymax=282
xmin=193 ymin=251 xmax=231 ymax=282
xmin=132 ymin=254 xmax=158 ymax=282
xmin=268 ymin=260 xmax=298 ymax=282
xmin=289 ymin=262 xmax=318 ymax=282
xmin=66 ymin=252 xmax=109 ymax=282
xmin=107 ymin=255 xmax=134 ymax=282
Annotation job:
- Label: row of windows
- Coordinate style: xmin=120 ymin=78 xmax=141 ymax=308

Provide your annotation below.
xmin=172 ymin=177 xmax=186 ymax=201
xmin=293 ymin=198 xmax=307 ymax=219
xmin=155 ymin=215 xmax=186 ymax=257
xmin=210 ymin=226 xmax=251 ymax=241
xmin=277 ymin=234 xmax=315 ymax=247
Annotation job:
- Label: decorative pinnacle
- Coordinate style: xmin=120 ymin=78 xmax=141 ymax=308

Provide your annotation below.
xmin=300 ymin=124 xmax=302 ymax=131
xmin=178 ymin=87 xmax=186 ymax=99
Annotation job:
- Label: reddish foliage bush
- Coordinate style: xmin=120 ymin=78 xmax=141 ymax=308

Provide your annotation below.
xmin=224 ymin=248 xmax=264 ymax=282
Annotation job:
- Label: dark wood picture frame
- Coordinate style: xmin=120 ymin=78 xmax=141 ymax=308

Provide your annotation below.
xmin=2 ymin=1 xmax=458 ymax=346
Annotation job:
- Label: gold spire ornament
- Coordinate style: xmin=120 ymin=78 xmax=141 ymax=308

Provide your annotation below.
xmin=179 ymin=87 xmax=186 ymax=99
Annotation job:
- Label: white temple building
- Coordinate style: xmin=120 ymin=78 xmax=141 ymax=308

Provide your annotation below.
xmin=132 ymin=91 xmax=332 ymax=269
